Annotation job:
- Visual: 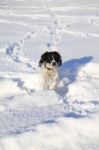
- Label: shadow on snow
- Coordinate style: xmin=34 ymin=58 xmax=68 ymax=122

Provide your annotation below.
xmin=55 ymin=56 xmax=93 ymax=97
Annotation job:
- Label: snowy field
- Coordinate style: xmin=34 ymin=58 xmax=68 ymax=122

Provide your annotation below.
xmin=0 ymin=0 xmax=99 ymax=149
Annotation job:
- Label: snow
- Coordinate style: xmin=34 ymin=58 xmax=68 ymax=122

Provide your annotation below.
xmin=0 ymin=0 xmax=99 ymax=149
xmin=1 ymin=114 xmax=99 ymax=150
xmin=66 ymin=62 xmax=99 ymax=101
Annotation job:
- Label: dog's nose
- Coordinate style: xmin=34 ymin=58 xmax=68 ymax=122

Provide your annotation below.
xmin=52 ymin=62 xmax=56 ymax=66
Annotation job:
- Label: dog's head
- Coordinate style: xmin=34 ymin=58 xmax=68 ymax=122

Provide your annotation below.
xmin=39 ymin=51 xmax=62 ymax=69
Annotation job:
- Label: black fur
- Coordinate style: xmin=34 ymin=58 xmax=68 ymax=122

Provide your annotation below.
xmin=39 ymin=51 xmax=62 ymax=67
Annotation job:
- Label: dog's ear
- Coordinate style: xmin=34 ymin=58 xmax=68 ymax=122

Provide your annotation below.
xmin=53 ymin=51 xmax=62 ymax=67
xmin=39 ymin=51 xmax=48 ymax=67
xmin=58 ymin=57 xmax=62 ymax=67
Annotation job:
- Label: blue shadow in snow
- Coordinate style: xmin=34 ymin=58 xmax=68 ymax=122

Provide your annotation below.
xmin=43 ymin=119 xmax=56 ymax=124
xmin=56 ymin=56 xmax=93 ymax=97
xmin=64 ymin=113 xmax=83 ymax=118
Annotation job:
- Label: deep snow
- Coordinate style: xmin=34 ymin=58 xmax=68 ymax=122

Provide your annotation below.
xmin=0 ymin=0 xmax=99 ymax=150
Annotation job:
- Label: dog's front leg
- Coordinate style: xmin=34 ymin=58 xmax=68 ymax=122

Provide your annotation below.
xmin=48 ymin=80 xmax=57 ymax=90
xmin=48 ymin=73 xmax=59 ymax=90
xmin=43 ymin=75 xmax=49 ymax=89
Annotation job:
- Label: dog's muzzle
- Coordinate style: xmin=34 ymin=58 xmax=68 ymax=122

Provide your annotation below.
xmin=52 ymin=62 xmax=56 ymax=66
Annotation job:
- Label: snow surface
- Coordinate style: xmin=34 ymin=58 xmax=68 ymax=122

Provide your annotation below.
xmin=0 ymin=0 xmax=99 ymax=149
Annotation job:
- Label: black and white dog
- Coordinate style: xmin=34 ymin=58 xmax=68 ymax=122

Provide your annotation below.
xmin=39 ymin=51 xmax=62 ymax=90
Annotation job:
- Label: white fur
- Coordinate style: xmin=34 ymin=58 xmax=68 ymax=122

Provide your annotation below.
xmin=41 ymin=64 xmax=59 ymax=90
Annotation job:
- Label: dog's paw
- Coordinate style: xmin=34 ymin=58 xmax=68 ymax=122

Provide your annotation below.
xmin=48 ymin=84 xmax=56 ymax=90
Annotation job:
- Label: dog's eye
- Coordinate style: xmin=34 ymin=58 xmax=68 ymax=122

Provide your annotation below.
xmin=54 ymin=57 xmax=59 ymax=62
xmin=46 ymin=56 xmax=52 ymax=63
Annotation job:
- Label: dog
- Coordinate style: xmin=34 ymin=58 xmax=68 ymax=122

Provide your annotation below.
xmin=39 ymin=51 xmax=62 ymax=90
